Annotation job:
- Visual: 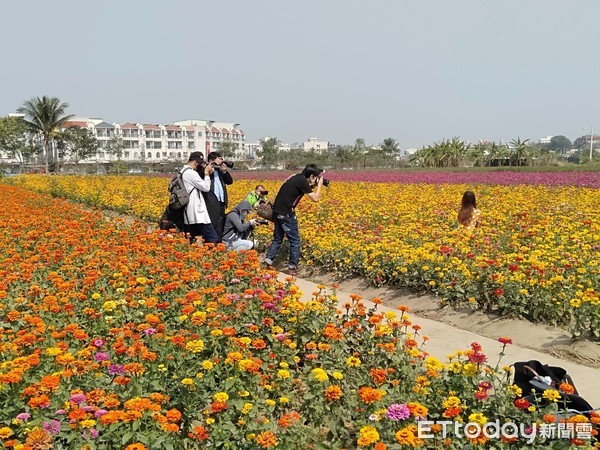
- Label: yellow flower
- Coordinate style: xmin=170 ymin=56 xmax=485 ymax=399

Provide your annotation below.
xmin=277 ymin=369 xmax=291 ymax=379
xmin=311 ymin=368 xmax=329 ymax=382
xmin=332 ymin=371 xmax=344 ymax=380
xmin=347 ymin=356 xmax=361 ymax=367
xmin=468 ymin=412 xmax=488 ymax=426
xmin=185 ymin=340 xmax=204 ymax=353
xmin=91 ymin=293 xmax=101 ymax=300
xmin=213 ymin=392 xmax=229 ymax=402
xmin=265 ymin=399 xmax=276 ymax=407
xmin=202 ymin=360 xmax=214 ymax=370
xmin=0 ymin=427 xmax=13 ymax=439
xmin=206 ymin=418 xmax=215 ymax=425
xmin=279 ymin=397 xmax=289 ymax=403
xmin=542 ymin=390 xmax=561 ymax=402
xmin=102 ymin=300 xmax=117 ymax=311
xmin=181 ymin=378 xmax=194 ymax=386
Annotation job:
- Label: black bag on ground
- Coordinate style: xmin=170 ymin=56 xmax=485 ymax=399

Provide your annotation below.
xmin=512 ymin=360 xmax=594 ymax=415
xmin=159 ymin=205 xmax=184 ymax=232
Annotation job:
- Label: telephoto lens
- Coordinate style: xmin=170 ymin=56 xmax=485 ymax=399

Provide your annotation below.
xmin=224 ymin=161 xmax=234 ymax=169
xmin=322 ymin=178 xmax=330 ymax=187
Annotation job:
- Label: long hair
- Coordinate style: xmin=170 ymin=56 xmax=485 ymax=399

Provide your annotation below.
xmin=458 ymin=191 xmax=477 ymax=226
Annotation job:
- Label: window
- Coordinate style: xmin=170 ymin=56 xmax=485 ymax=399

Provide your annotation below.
xmin=177 ymin=152 xmax=182 ymax=158
xmin=162 ymin=152 xmax=167 ymax=157
xmin=124 ymin=151 xmax=130 ymax=158
xmin=147 ymin=152 xmax=152 ymax=159
xmin=155 ymin=152 xmax=160 ymax=159
xmin=188 ymin=142 xmax=195 ymax=149
xmin=131 ymin=131 xmax=138 ymax=138
xmin=154 ymin=131 xmax=161 ymax=139
xmin=133 ymin=152 xmax=138 ymax=159
xmin=154 ymin=142 xmax=161 ymax=149
xmin=146 ymin=131 xmax=152 ymax=138
xmin=197 ymin=131 xmax=202 ymax=137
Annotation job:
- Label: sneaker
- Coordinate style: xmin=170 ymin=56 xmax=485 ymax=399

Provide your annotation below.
xmin=263 ymin=258 xmax=274 ymax=269
xmin=287 ymin=265 xmax=298 ymax=276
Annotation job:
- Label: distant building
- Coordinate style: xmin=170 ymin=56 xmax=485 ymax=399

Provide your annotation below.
xmin=539 ymin=136 xmax=553 ymax=144
xmin=303 ymin=137 xmax=328 ymax=152
xmin=55 ymin=117 xmax=247 ymax=163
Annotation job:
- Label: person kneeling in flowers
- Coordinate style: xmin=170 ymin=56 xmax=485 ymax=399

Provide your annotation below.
xmin=222 ymin=200 xmax=266 ymax=251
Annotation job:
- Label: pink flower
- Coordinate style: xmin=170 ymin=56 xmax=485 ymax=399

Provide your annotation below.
xmin=92 ymin=338 xmax=104 ymax=348
xmin=275 ymin=333 xmax=287 ymax=342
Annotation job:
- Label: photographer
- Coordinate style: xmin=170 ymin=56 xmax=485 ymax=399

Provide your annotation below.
xmin=204 ymin=151 xmax=234 ymax=242
xmin=264 ymin=164 xmax=326 ymax=275
xmin=222 ymin=200 xmax=265 ymax=251
xmin=182 ymin=152 xmax=219 ymax=244
xmin=246 ymin=184 xmax=268 ymax=207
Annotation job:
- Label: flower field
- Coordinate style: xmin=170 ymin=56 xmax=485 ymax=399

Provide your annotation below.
xmin=1 ymin=184 xmax=599 ymax=449
xmin=4 ymin=173 xmax=599 ymax=341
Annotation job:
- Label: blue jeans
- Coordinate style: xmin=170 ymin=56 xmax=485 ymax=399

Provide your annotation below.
xmin=227 ymin=239 xmax=254 ymax=252
xmin=184 ymin=223 xmax=219 ymax=245
xmin=265 ymin=213 xmax=300 ymax=268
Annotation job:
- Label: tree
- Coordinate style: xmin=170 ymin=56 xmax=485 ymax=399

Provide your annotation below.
xmin=546 ymin=135 xmax=572 ymax=154
xmin=58 ymin=126 xmax=98 ymax=164
xmin=17 ymin=96 xmax=73 ymax=173
xmin=0 ymin=116 xmax=37 ymax=173
xmin=510 ymin=138 xmax=530 ymax=166
xmin=380 ymin=138 xmax=400 ymax=158
xmin=218 ymin=141 xmax=237 ymax=159
xmin=257 ymin=137 xmax=279 ymax=167
xmin=105 ymin=136 xmax=126 ymax=174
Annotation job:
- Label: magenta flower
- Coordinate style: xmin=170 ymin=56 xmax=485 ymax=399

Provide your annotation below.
xmin=108 ymin=364 xmax=125 ymax=376
xmin=144 ymin=328 xmax=156 ymax=336
xmin=94 ymin=352 xmax=109 ymax=361
xmin=43 ymin=419 xmax=61 ymax=434
xmin=94 ymin=409 xmax=108 ymax=418
xmin=16 ymin=412 xmax=30 ymax=421
xmin=386 ymin=403 xmax=410 ymax=420
xmin=92 ymin=338 xmax=105 ymax=348
xmin=69 ymin=393 xmax=86 ymax=404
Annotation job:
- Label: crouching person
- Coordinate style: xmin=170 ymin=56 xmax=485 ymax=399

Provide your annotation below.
xmin=222 ymin=200 xmax=263 ymax=251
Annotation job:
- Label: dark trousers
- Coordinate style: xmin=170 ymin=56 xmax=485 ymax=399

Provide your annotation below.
xmin=265 ymin=213 xmax=301 ymax=268
xmin=183 ymin=223 xmax=219 ymax=245
xmin=207 ymin=200 xmax=226 ymax=242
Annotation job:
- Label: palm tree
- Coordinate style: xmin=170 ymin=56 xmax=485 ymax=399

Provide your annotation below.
xmin=510 ymin=138 xmax=530 ymax=166
xmin=17 ymin=96 xmax=73 ymax=173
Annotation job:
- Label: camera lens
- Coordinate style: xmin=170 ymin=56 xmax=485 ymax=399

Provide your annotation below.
xmin=322 ymin=178 xmax=330 ymax=187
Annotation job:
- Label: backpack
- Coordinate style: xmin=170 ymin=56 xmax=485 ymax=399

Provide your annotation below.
xmin=159 ymin=205 xmax=184 ymax=232
xmin=168 ymin=167 xmax=194 ymax=210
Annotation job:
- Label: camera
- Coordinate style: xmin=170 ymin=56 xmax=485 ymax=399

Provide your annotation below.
xmin=256 ymin=219 xmax=269 ymax=225
xmin=260 ymin=190 xmax=269 ymax=196
xmin=212 ymin=161 xmax=234 ymax=169
xmin=319 ymin=176 xmax=330 ymax=187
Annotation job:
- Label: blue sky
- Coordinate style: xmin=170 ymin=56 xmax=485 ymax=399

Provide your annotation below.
xmin=2 ymin=1 xmax=599 ymax=148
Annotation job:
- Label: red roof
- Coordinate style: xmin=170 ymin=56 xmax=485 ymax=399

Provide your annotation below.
xmin=238 ymin=129 xmax=244 ymax=135
xmin=184 ymin=125 xmax=195 ymax=131
xmin=120 ymin=122 xmax=138 ymax=129
xmin=221 ymin=128 xmax=229 ymax=133
xmin=62 ymin=121 xmax=88 ymax=129
xmin=231 ymin=129 xmax=239 ymax=134
xmin=165 ymin=125 xmax=181 ymax=131
xmin=211 ymin=127 xmax=220 ymax=132
xmin=144 ymin=124 xmax=161 ymax=130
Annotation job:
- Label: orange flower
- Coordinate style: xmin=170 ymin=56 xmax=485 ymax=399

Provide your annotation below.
xmin=256 ymin=431 xmax=278 ymax=448
xmin=325 ymin=385 xmax=343 ymax=401
xmin=124 ymin=444 xmax=147 ymax=450
xmin=358 ymin=387 xmax=384 ymax=404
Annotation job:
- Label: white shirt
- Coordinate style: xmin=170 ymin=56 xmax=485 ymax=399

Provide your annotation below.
xmin=181 ymin=165 xmax=211 ymax=224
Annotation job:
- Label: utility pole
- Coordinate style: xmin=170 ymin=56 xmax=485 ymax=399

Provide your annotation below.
xmin=590 ymin=126 xmax=594 ymax=163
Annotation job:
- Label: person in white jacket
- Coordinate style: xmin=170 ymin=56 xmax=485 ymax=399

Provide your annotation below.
xmin=181 ymin=152 xmax=218 ymax=244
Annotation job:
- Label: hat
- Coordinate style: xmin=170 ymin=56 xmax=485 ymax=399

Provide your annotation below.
xmin=188 ymin=151 xmax=204 ymax=163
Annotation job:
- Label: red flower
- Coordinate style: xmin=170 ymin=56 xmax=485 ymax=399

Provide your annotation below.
xmin=494 ymin=288 xmax=504 ymax=297
xmin=514 ymin=398 xmax=530 ymax=409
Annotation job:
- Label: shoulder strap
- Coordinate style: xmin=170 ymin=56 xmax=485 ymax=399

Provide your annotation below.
xmin=179 ymin=166 xmax=196 ymax=194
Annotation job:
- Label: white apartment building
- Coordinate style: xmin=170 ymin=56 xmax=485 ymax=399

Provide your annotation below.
xmin=303 ymin=137 xmax=328 ymax=152
xmin=539 ymin=136 xmax=553 ymax=144
xmin=58 ymin=117 xmax=246 ymax=163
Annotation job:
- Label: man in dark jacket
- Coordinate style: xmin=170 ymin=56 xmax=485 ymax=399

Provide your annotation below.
xmin=203 ymin=151 xmax=234 ymax=241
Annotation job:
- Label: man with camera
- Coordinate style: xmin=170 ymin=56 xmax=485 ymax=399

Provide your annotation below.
xmin=222 ymin=200 xmax=267 ymax=251
xmin=264 ymin=163 xmax=327 ymax=275
xmin=181 ymin=151 xmax=219 ymax=244
xmin=204 ymin=151 xmax=234 ymax=242
xmin=246 ymin=184 xmax=268 ymax=207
